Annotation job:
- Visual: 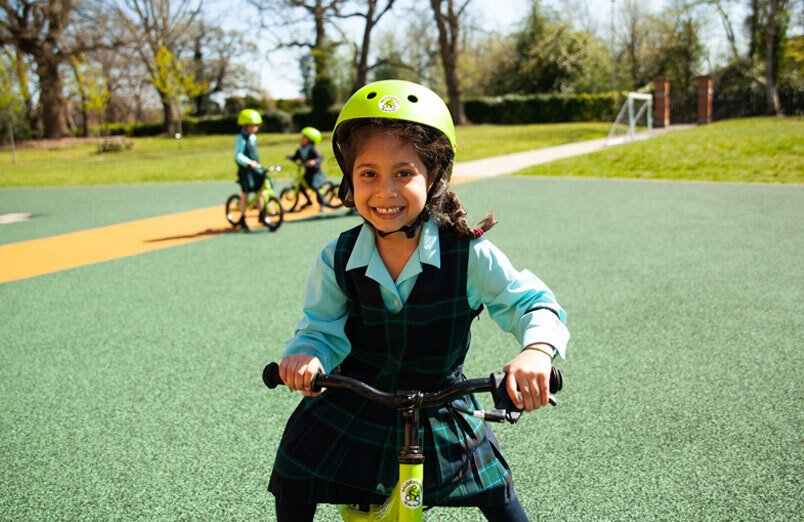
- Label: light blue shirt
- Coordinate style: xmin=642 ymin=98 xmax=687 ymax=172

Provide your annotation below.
xmin=234 ymin=133 xmax=258 ymax=168
xmin=285 ymin=221 xmax=570 ymax=372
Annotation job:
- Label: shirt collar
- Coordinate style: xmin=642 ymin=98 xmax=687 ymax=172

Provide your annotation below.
xmin=346 ymin=221 xmax=441 ymax=272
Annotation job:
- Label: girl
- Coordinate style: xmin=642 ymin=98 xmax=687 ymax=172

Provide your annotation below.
xmin=269 ymin=80 xmax=569 ymax=521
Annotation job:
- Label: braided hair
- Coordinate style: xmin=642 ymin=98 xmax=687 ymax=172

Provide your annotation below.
xmin=336 ymin=118 xmax=497 ymax=240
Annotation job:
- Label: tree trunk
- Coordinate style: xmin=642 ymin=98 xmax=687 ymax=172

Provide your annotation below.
xmin=353 ymin=2 xmax=376 ymax=92
xmin=430 ymin=0 xmax=468 ymax=125
xmin=765 ymin=0 xmax=783 ymax=115
xmin=37 ymin=58 xmax=71 ymax=139
xmin=162 ymin=99 xmax=176 ymax=135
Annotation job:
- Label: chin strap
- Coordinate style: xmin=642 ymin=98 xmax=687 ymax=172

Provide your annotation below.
xmin=374 ymin=209 xmax=428 ymax=239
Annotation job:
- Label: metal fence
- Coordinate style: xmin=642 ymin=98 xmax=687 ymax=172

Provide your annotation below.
xmin=670 ymin=89 xmax=803 ymax=125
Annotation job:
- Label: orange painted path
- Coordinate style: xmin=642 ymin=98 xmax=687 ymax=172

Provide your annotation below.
xmin=0 ymin=205 xmax=234 ymax=284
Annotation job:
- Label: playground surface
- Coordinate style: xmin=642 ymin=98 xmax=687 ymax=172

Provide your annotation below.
xmin=0 ymin=126 xmax=691 ymax=284
xmin=0 ymin=133 xmax=801 ymax=520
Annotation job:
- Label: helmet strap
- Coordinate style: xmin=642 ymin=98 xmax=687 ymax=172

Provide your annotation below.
xmin=374 ymin=208 xmax=430 ymax=239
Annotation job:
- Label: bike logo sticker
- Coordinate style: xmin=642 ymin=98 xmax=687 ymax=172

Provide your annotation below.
xmin=379 ymin=96 xmax=401 ymax=113
xmin=401 ymin=478 xmax=423 ymax=509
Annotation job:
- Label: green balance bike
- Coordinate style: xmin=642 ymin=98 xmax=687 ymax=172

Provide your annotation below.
xmin=278 ymin=164 xmax=344 ymax=213
xmin=225 ymin=165 xmax=284 ymax=231
xmin=263 ymin=362 xmax=562 ymax=521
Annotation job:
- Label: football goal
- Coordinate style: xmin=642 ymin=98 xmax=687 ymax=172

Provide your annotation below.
xmin=606 ymin=93 xmax=653 ymax=146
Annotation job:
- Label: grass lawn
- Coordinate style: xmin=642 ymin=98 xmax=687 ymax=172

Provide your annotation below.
xmin=0 ymin=122 xmax=610 ymax=188
xmin=518 ymin=116 xmax=804 ymax=183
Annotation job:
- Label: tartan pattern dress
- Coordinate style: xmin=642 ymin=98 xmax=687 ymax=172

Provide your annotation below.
xmin=268 ymin=225 xmax=516 ymax=507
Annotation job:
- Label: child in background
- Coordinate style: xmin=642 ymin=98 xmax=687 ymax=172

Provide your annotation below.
xmin=286 ymin=126 xmax=325 ymax=210
xmin=234 ymin=109 xmax=265 ymax=231
xmin=268 ymin=80 xmax=570 ymax=521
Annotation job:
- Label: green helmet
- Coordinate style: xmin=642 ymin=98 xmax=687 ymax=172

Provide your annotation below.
xmin=237 ymin=109 xmax=262 ymax=126
xmin=301 ymin=126 xmax=322 ymax=145
xmin=333 ymin=80 xmax=456 ymax=215
xmin=333 ymin=80 xmax=456 ymax=152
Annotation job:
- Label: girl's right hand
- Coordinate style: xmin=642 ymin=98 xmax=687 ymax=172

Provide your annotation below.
xmin=279 ymin=354 xmax=324 ymax=397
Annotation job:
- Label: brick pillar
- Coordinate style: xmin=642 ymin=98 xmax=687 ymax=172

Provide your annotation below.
xmin=696 ymin=75 xmax=714 ymax=124
xmin=653 ymin=78 xmax=670 ymax=128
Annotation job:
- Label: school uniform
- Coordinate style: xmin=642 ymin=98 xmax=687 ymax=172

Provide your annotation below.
xmin=288 ymin=144 xmax=325 ymax=190
xmin=268 ymin=221 xmax=569 ymax=507
xmin=234 ymin=130 xmax=264 ymax=193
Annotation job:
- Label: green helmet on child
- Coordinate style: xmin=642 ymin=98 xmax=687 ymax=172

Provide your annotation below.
xmin=237 ymin=109 xmax=263 ymax=126
xmin=333 ymin=79 xmax=457 ymax=238
xmin=333 ymin=79 xmax=456 ymax=206
xmin=301 ymin=126 xmax=322 ymax=145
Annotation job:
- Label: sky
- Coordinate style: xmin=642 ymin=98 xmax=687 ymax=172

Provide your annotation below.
xmin=229 ymin=0 xmax=741 ymax=100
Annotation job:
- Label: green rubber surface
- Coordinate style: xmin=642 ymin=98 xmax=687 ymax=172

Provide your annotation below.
xmin=1 ymin=177 xmax=801 ymax=520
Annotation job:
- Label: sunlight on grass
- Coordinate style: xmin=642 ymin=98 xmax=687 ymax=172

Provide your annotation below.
xmin=517 ymin=116 xmax=803 ymax=184
xmin=0 ymin=123 xmax=609 ymax=188
xmin=0 ymin=118 xmax=798 ymax=186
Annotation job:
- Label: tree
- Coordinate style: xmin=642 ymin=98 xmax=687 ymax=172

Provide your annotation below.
xmin=647 ymin=3 xmax=705 ymax=96
xmin=112 ymin=0 xmax=203 ymax=133
xmin=68 ymin=54 xmax=111 ymax=145
xmin=0 ymin=52 xmax=25 ymax=161
xmin=335 ymin=0 xmax=397 ymax=92
xmin=488 ymin=2 xmax=609 ymax=94
xmin=248 ymin=0 xmax=347 ymax=118
xmin=732 ymin=0 xmax=791 ymax=113
xmin=430 ymin=0 xmax=470 ymax=124
xmin=0 ymin=0 xmax=120 ymax=139
xmin=0 ymin=0 xmax=75 ymax=138
xmin=761 ymin=0 xmax=789 ymax=114
xmin=369 ymin=4 xmax=441 ymax=86
xmin=151 ymin=46 xmax=206 ymax=142
xmin=188 ymin=22 xmax=255 ymax=115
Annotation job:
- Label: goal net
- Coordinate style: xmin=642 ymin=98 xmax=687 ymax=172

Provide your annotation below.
xmin=606 ymin=93 xmax=653 ymax=146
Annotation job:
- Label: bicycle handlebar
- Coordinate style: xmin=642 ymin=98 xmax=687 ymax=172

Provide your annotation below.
xmin=262 ymin=362 xmax=563 ymax=422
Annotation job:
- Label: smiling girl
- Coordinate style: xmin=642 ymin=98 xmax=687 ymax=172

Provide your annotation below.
xmin=268 ymin=80 xmax=570 ymax=521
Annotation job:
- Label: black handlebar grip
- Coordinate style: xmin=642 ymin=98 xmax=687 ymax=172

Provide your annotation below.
xmin=263 ymin=362 xmax=283 ymax=389
xmin=492 ymin=366 xmax=563 ymax=411
xmin=549 ymin=366 xmax=563 ymax=394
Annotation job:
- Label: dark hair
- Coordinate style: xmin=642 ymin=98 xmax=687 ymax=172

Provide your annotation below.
xmin=335 ymin=118 xmax=497 ymax=240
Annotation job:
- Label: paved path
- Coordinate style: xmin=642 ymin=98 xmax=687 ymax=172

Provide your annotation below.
xmin=0 ymin=125 xmax=695 ymax=284
xmin=453 ymin=124 xmax=693 ymax=178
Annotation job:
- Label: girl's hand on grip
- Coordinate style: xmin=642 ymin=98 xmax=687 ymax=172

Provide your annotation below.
xmin=279 ymin=355 xmax=324 ymax=397
xmin=503 ymin=345 xmax=553 ymax=412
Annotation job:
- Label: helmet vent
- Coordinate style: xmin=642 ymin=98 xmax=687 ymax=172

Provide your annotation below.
xmin=407 ymin=95 xmax=419 ymax=103
xmin=366 ymin=92 xmax=377 ymax=99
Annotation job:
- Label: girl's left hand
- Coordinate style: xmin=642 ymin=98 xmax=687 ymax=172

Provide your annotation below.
xmin=503 ymin=345 xmax=553 ymax=411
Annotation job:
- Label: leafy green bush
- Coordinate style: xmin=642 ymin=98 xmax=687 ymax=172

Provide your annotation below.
xmin=465 ymin=92 xmax=624 ymax=124
xmin=291 ymin=108 xmax=340 ymax=131
xmin=105 ymin=109 xmax=293 ymax=138
xmin=0 ymin=113 xmax=33 ymax=144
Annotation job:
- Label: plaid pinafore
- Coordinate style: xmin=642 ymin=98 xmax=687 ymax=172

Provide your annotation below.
xmin=268 ymin=225 xmax=515 ymax=507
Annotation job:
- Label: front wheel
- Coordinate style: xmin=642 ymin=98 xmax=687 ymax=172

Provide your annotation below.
xmin=279 ymin=186 xmax=299 ymax=213
xmin=260 ymin=196 xmax=284 ymax=231
xmin=225 ymin=194 xmax=243 ymax=226
xmin=321 ymin=184 xmax=344 ymax=209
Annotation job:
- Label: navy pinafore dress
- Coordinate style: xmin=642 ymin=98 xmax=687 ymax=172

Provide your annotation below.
xmin=268 ymin=225 xmax=515 ymax=507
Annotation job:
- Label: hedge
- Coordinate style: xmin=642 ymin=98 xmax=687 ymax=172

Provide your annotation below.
xmin=291 ymin=108 xmax=340 ymax=132
xmin=106 ymin=109 xmax=294 ymax=138
xmin=464 ymin=92 xmax=627 ymax=124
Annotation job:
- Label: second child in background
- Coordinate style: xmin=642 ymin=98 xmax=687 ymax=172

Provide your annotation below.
xmin=287 ymin=127 xmax=326 ymax=210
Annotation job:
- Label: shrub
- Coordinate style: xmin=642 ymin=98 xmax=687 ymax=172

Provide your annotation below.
xmin=291 ymin=108 xmax=339 ymax=131
xmin=465 ymin=92 xmax=624 ymax=124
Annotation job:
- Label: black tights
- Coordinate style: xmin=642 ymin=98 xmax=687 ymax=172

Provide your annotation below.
xmin=275 ymin=496 xmax=529 ymax=521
